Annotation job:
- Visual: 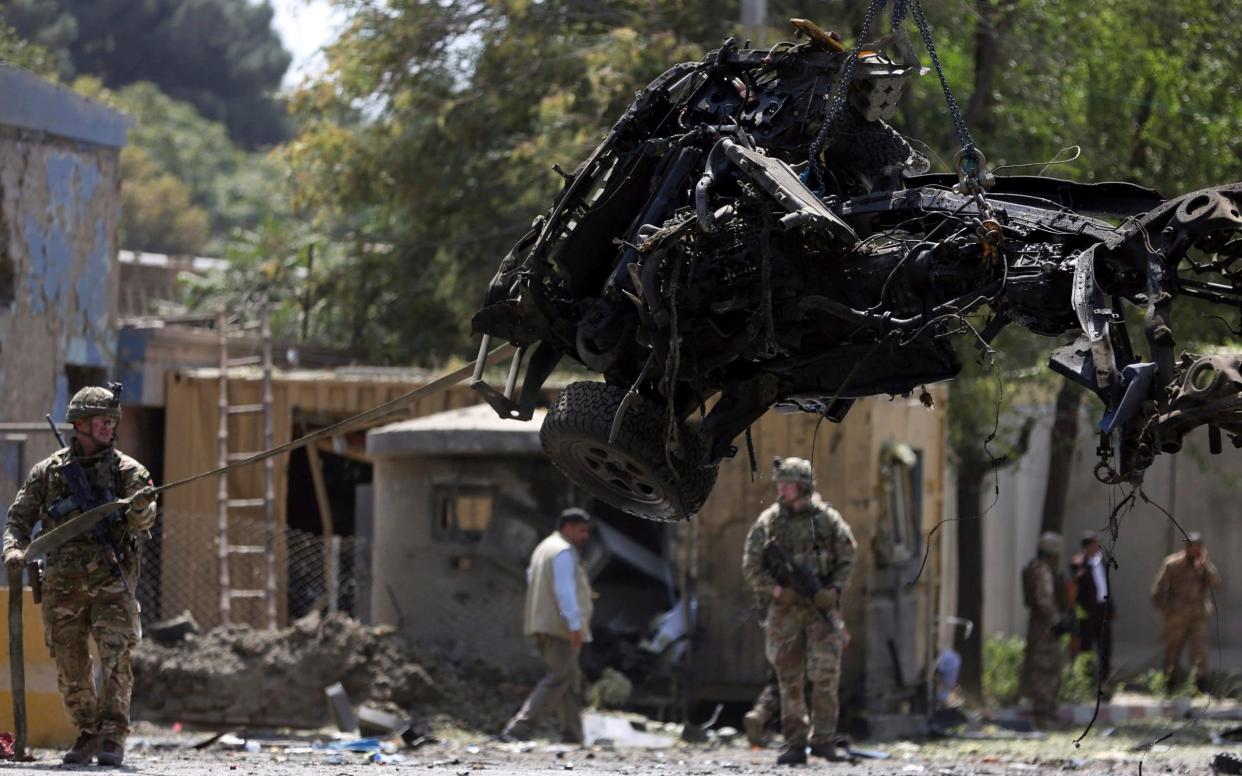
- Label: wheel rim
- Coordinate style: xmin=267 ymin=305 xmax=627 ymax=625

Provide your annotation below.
xmin=564 ymin=439 xmax=669 ymax=507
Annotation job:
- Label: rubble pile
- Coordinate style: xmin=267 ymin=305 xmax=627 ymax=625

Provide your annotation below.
xmin=132 ymin=612 xmax=441 ymax=728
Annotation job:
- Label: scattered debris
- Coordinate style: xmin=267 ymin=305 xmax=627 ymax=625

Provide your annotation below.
xmin=846 ymin=746 xmax=890 ymax=760
xmin=680 ymin=703 xmax=723 ymax=743
xmin=589 ymin=667 xmax=634 ymax=709
xmin=133 ymin=612 xmax=442 ymax=728
xmin=326 ymin=682 xmax=360 ymax=734
xmin=146 ymin=610 xmax=201 ymax=645
xmin=188 ymin=731 xmax=227 ymax=750
xmin=583 ymin=712 xmax=676 ymax=749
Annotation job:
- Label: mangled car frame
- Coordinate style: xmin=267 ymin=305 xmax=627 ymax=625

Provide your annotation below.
xmin=470 ymin=22 xmax=1242 ymax=521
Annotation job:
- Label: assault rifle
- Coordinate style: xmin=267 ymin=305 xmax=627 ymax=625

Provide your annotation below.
xmin=762 ymin=538 xmax=844 ymax=634
xmin=44 ymin=413 xmax=136 ymax=601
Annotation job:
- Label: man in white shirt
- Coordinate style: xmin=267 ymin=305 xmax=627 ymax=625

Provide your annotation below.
xmin=501 ymin=508 xmax=595 ymax=743
xmin=1074 ymin=531 xmax=1113 ymax=683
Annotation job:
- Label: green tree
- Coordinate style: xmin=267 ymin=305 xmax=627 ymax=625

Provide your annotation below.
xmin=2 ymin=0 xmax=292 ymax=148
xmin=0 ymin=18 xmax=58 ymax=76
xmin=75 ymin=78 xmax=289 ymax=252
xmin=279 ymin=0 xmax=737 ymax=361
xmin=120 ymin=147 xmax=212 ymax=255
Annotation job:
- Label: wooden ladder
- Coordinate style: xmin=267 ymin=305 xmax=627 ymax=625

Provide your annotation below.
xmin=215 ymin=303 xmax=277 ymax=628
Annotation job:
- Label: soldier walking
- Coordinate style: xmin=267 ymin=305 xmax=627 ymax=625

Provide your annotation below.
xmin=1151 ymin=532 xmax=1220 ymax=692
xmin=2 ymin=386 xmax=156 ymax=765
xmin=742 ymin=677 xmax=780 ymax=747
xmin=742 ymin=457 xmax=856 ymax=765
xmin=501 ymin=508 xmax=595 ymax=744
xmin=1020 ymin=532 xmax=1066 ymax=729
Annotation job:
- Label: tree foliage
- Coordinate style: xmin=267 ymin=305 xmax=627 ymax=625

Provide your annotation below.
xmin=176 ymin=0 xmax=1242 ymax=369
xmin=0 ymin=17 xmax=58 ymax=77
xmin=73 ymin=78 xmax=289 ymax=255
xmin=2 ymin=0 xmax=292 ymax=148
xmin=273 ymin=0 xmax=739 ymax=360
xmin=119 ymin=147 xmax=212 ymax=255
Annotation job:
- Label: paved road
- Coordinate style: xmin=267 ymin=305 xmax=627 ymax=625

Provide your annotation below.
xmin=0 ymin=719 xmax=1231 ymax=774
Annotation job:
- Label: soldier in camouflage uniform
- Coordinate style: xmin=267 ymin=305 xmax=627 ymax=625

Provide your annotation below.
xmin=1020 ymin=532 xmax=1066 ymax=729
xmin=2 ymin=386 xmax=156 ymax=766
xmin=742 ymin=457 xmax=856 ymax=766
xmin=1151 ymin=532 xmax=1220 ymax=692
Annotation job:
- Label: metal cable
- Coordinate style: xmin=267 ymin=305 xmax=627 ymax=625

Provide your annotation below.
xmin=810 ymin=0 xmax=980 ymax=187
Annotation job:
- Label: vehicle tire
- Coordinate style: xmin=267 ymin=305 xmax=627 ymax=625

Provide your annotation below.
xmin=540 ymin=381 xmax=719 ymax=521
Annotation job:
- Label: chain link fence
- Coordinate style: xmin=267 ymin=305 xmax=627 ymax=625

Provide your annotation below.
xmin=136 ymin=510 xmax=371 ymax=630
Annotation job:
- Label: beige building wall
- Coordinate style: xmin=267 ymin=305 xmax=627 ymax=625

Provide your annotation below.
xmin=689 ymin=388 xmax=950 ymax=703
xmin=984 ymin=405 xmax=1241 ymax=672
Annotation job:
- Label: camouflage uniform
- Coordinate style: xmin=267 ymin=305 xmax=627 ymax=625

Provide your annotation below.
xmin=743 ymin=679 xmax=781 ymax=745
xmin=1151 ymin=549 xmax=1220 ymax=682
xmin=3 ymin=440 xmax=155 ymax=747
xmin=742 ymin=492 xmax=856 ymax=747
xmin=1020 ymin=551 xmax=1064 ymax=724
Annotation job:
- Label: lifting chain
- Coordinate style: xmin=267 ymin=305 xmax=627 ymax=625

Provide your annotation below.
xmin=809 ymin=0 xmax=992 ymax=195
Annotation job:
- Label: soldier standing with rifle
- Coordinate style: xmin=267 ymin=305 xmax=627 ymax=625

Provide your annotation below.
xmin=742 ymin=457 xmax=856 ymax=765
xmin=2 ymin=386 xmax=156 ymax=766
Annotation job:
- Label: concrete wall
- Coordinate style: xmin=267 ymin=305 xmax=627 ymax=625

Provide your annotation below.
xmin=983 ymin=403 xmax=1242 ymax=673
xmin=0 ymin=66 xmax=129 ymax=505
xmin=369 ymin=454 xmax=572 ymax=669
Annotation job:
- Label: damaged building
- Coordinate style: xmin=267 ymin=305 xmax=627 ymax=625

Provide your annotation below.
xmin=364 ymin=388 xmax=950 ymax=728
xmin=0 ymin=61 xmax=132 ymax=744
xmin=0 ymin=63 xmax=132 ymax=503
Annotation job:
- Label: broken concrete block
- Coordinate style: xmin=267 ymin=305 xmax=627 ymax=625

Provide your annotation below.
xmin=325 ymin=682 xmax=359 ymax=735
xmin=146 ymin=611 xmax=200 ymax=645
xmin=356 ymin=705 xmax=410 ymax=738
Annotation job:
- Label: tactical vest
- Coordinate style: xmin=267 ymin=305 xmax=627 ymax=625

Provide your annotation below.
xmin=762 ymin=500 xmax=839 ymax=580
xmin=42 ymin=447 xmax=136 ymax=572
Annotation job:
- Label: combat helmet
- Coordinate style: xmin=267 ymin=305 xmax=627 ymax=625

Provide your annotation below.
xmin=773 ymin=456 xmax=815 ymax=493
xmin=1037 ymin=531 xmax=1063 ymax=557
xmin=66 ymin=385 xmax=122 ymax=423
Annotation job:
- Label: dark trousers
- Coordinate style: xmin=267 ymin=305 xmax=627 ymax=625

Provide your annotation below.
xmin=1079 ymin=603 xmax=1112 ymax=680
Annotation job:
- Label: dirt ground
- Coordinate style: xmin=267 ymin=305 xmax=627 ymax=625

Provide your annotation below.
xmin=1 ymin=718 xmax=1236 ymax=774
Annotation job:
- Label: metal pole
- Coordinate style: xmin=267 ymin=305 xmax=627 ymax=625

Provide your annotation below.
xmin=7 ymin=566 xmax=27 ymax=761
xmin=262 ymin=301 xmax=277 ymax=629
xmin=217 ymin=306 xmax=231 ymax=627
xmin=740 ymin=0 xmax=768 ymax=48
xmin=328 ymin=535 xmax=341 ymax=616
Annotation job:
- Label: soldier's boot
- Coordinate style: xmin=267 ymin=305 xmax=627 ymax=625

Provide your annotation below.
xmin=743 ymin=709 xmax=769 ymax=747
xmin=62 ymin=731 xmax=100 ymax=764
xmin=98 ymin=739 xmax=125 ymax=767
xmin=776 ymin=745 xmax=807 ymax=765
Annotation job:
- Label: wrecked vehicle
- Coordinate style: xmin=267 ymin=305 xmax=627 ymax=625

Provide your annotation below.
xmin=470 ymin=23 xmax=1242 ymax=521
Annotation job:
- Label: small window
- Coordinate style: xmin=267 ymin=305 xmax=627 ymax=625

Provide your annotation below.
xmin=877 ymin=442 xmax=923 ymax=565
xmin=431 ymin=484 xmax=494 ymax=544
